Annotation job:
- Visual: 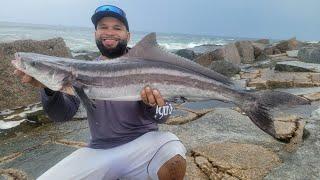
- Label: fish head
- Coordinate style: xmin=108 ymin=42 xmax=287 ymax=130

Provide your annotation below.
xmin=13 ymin=52 xmax=71 ymax=91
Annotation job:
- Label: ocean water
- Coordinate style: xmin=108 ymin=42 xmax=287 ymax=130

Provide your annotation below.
xmin=0 ymin=21 xmax=246 ymax=55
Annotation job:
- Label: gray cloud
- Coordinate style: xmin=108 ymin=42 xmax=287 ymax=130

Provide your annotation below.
xmin=0 ymin=0 xmax=319 ymax=40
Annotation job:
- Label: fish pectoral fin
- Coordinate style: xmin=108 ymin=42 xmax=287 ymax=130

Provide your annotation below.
xmin=167 ymin=96 xmax=189 ymax=104
xmin=72 ymin=83 xmax=96 ymax=111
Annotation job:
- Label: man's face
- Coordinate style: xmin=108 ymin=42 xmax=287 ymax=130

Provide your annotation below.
xmin=95 ymin=17 xmax=130 ymax=58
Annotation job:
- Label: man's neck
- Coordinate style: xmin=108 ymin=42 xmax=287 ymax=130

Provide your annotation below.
xmin=98 ymin=48 xmax=129 ymax=61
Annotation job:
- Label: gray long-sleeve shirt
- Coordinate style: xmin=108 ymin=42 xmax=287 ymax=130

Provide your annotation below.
xmin=40 ymin=89 xmax=173 ymax=149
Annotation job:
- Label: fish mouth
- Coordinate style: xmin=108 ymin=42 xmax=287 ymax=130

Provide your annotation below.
xmin=12 ymin=53 xmax=23 ymax=70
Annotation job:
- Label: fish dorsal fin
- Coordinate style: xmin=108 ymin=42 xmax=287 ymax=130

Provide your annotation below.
xmin=125 ymin=33 xmax=232 ymax=85
xmin=124 ymin=32 xmax=158 ymax=58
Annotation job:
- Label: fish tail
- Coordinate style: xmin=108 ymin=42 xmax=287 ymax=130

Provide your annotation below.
xmin=239 ymin=90 xmax=310 ymax=140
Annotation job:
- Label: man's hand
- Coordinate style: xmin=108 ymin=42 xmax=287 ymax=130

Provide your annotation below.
xmin=13 ymin=69 xmax=46 ymax=88
xmin=141 ymin=86 xmax=165 ymax=107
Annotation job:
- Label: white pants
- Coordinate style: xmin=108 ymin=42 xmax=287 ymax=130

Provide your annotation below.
xmin=37 ymin=131 xmax=186 ymax=180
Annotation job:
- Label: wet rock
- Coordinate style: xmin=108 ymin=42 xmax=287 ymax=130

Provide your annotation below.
xmin=298 ymin=46 xmax=320 ymax=64
xmin=275 ymin=61 xmax=320 ymax=72
xmin=0 ymin=38 xmax=72 ymax=110
xmin=209 ymin=60 xmax=241 ymax=77
xmin=193 ymin=143 xmax=281 ymax=180
xmin=0 ymin=103 xmax=50 ymax=138
xmin=174 ymin=49 xmax=196 ymax=60
xmin=235 ymin=41 xmax=255 ymax=64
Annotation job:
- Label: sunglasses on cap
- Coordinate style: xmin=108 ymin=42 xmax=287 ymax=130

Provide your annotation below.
xmin=95 ymin=5 xmax=126 ymax=18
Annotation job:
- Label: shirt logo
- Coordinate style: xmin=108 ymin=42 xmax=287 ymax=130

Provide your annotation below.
xmin=154 ymin=103 xmax=173 ymax=119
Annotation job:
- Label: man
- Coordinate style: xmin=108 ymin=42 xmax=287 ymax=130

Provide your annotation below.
xmin=14 ymin=4 xmax=187 ymax=180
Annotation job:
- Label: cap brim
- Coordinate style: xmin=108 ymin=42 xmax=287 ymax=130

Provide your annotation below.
xmin=91 ymin=11 xmax=127 ymax=27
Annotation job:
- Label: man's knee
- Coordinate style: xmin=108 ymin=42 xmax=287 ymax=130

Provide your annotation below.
xmin=157 ymin=154 xmax=186 ymax=180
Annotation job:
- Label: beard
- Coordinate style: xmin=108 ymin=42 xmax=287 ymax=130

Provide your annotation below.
xmin=95 ymin=39 xmax=128 ymax=59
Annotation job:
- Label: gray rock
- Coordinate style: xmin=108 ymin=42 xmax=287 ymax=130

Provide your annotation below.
xmin=252 ymin=42 xmax=268 ymax=60
xmin=73 ymin=51 xmax=100 ymax=61
xmin=195 ymin=43 xmax=241 ymax=67
xmin=276 ymin=87 xmax=320 ymax=96
xmin=0 ymin=143 xmax=77 ymax=179
xmin=0 ymin=38 xmax=72 ymax=110
xmin=298 ymin=47 xmax=320 ymax=64
xmin=195 ymin=48 xmax=225 ymax=67
xmin=224 ymin=43 xmax=241 ymax=65
xmin=264 ymin=46 xmax=282 ymax=55
xmin=275 ymin=61 xmax=320 ymax=72
xmin=178 ymin=100 xmax=235 ymax=114
xmin=235 ymin=41 xmax=255 ymax=64
xmin=166 ymin=109 xmax=197 ymax=125
xmin=311 ymin=107 xmax=320 ymax=120
xmin=160 ymin=103 xmax=320 ymax=179
xmin=188 ymin=44 xmax=222 ymax=54
xmin=209 ymin=60 xmax=241 ymax=77
xmin=73 ymin=103 xmax=87 ymax=119
xmin=275 ymin=38 xmax=301 ymax=53
xmin=286 ymin=50 xmax=299 ymax=57
xmin=195 ymin=51 xmax=215 ymax=67
xmin=255 ymin=39 xmax=270 ymax=44
xmin=174 ymin=49 xmax=196 ymax=60
xmin=265 ymin=118 xmax=320 ymax=179
xmin=159 ymin=108 xmax=281 ymax=151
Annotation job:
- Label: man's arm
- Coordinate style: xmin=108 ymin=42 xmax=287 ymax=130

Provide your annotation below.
xmin=41 ymin=88 xmax=80 ymax=122
xmin=140 ymin=86 xmax=173 ymax=123
xmin=13 ymin=69 xmax=80 ymax=122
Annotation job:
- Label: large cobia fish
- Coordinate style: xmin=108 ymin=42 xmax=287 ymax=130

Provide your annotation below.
xmin=12 ymin=33 xmax=309 ymax=140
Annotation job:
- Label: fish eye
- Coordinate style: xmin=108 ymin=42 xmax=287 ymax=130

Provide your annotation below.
xmin=30 ymin=61 xmax=36 ymax=66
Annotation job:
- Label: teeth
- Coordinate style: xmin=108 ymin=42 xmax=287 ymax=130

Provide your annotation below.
xmin=102 ymin=38 xmax=117 ymax=41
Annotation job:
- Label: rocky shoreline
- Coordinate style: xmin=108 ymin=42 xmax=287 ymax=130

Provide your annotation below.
xmin=1 ymin=37 xmax=320 ymax=179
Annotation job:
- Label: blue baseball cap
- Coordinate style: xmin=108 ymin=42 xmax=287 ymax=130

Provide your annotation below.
xmin=91 ymin=5 xmax=129 ymax=31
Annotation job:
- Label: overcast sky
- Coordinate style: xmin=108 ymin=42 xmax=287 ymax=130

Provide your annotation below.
xmin=1 ymin=0 xmax=319 ymax=41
